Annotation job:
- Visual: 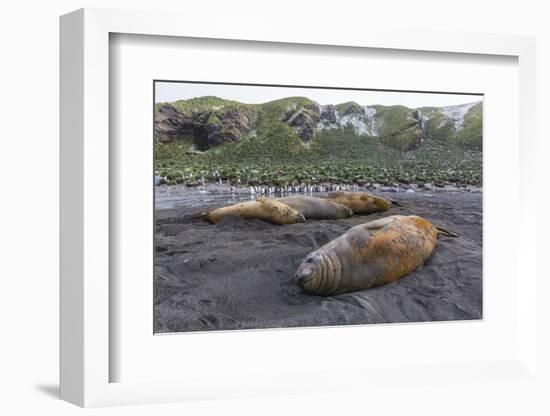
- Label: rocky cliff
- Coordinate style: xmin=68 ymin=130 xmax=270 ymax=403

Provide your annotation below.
xmin=155 ymin=96 xmax=257 ymax=150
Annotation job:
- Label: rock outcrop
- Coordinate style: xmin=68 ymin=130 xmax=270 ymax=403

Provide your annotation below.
xmin=319 ymin=105 xmax=337 ymax=124
xmin=155 ymin=103 xmax=195 ymax=143
xmin=154 ymin=98 xmax=257 ymax=150
xmin=281 ymin=103 xmax=320 ymax=141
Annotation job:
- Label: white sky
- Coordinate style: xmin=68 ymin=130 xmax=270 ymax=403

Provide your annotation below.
xmin=155 ymin=81 xmax=482 ymax=108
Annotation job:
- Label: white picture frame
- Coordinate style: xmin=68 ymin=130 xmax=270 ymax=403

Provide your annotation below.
xmin=60 ymin=7 xmax=538 ymax=408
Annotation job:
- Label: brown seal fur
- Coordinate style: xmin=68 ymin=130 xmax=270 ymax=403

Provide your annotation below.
xmin=199 ymin=197 xmax=306 ymax=225
xmin=323 ymin=191 xmax=392 ymax=215
xmin=295 ymin=215 xmax=453 ymax=295
xmin=277 ymin=196 xmax=353 ymax=220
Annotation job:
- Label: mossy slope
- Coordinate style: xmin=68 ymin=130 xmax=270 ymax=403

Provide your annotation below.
xmin=154 ymin=96 xmax=483 ymax=186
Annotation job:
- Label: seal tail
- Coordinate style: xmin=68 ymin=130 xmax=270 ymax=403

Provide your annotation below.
xmin=196 ymin=211 xmax=208 ymax=220
xmin=387 ymin=197 xmax=406 ymax=207
xmin=436 ymin=226 xmax=459 ymax=238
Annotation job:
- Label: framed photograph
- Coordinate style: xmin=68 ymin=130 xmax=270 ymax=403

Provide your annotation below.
xmin=153 ymin=80 xmax=484 ymax=334
xmin=60 ymin=8 xmax=538 ymax=408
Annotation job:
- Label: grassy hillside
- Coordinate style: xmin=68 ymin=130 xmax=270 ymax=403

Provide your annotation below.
xmin=420 ymin=103 xmax=483 ymax=149
xmin=371 ymin=105 xmax=422 ymax=151
xmin=257 ymin=96 xmax=317 ymax=123
xmin=334 ymin=101 xmax=364 ymax=115
xmin=168 ymin=96 xmax=255 ymax=114
xmin=420 ymin=108 xmax=454 ymax=143
xmin=155 ymin=128 xmax=481 ymax=187
xmin=154 ymin=96 xmax=483 ymax=187
xmin=456 ymin=102 xmax=483 ymax=149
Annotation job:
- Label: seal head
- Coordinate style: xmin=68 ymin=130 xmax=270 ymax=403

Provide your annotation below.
xmin=296 ymin=247 xmax=342 ymax=296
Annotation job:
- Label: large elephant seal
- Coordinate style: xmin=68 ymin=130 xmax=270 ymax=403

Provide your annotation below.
xmin=323 ymin=191 xmax=397 ymax=215
xmin=277 ymin=196 xmax=353 ymax=220
xmin=199 ymin=197 xmax=306 ymax=225
xmin=295 ymin=215 xmax=456 ymax=295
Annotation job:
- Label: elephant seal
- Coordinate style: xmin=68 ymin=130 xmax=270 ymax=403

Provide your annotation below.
xmin=323 ymin=191 xmax=398 ymax=215
xmin=198 ymin=197 xmax=306 ymax=225
xmin=277 ymin=196 xmax=353 ymax=220
xmin=295 ymin=215 xmax=456 ymax=295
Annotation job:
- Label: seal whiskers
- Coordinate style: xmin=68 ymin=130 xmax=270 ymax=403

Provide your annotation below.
xmin=297 ymin=247 xmax=342 ymax=295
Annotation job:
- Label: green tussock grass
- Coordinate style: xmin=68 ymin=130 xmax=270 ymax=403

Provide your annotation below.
xmin=166 ymin=96 xmax=254 ymax=114
xmin=155 ymin=125 xmax=482 ymax=187
xmin=371 ymin=105 xmax=422 ymax=151
xmin=154 ymin=96 xmax=483 ymax=187
xmin=425 ymin=112 xmax=456 ymax=143
xmin=456 ymin=102 xmax=483 ymax=149
xmin=334 ymin=101 xmax=364 ymax=115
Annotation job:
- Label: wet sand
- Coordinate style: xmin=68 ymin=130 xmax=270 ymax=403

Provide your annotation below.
xmin=154 ymin=190 xmax=482 ymax=333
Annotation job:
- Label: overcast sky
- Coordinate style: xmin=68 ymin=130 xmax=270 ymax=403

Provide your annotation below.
xmin=155 ymin=81 xmax=482 ymax=108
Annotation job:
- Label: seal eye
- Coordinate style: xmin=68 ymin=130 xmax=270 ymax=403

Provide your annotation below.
xmin=306 ymin=258 xmax=314 ymax=263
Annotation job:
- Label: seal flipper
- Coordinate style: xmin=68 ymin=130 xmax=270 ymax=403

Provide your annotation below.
xmin=387 ymin=197 xmax=406 ymax=207
xmin=196 ymin=211 xmax=215 ymax=224
xmin=435 ymin=226 xmax=459 ymax=238
xmin=360 ymin=216 xmax=397 ymax=231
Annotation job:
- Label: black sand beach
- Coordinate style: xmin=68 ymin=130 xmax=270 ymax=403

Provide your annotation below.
xmin=154 ymin=188 xmax=482 ymax=333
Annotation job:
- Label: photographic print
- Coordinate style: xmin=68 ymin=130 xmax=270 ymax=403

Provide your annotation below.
xmin=154 ymin=82 xmax=482 ymax=333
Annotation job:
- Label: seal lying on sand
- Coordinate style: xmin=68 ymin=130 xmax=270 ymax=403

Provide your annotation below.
xmin=198 ymin=197 xmax=306 ymax=225
xmin=295 ymin=215 xmax=457 ymax=295
xmin=277 ymin=196 xmax=353 ymax=220
xmin=323 ymin=191 xmax=400 ymax=215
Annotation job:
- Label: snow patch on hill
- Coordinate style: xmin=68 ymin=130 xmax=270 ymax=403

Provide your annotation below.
xmin=339 ymin=114 xmax=370 ymax=135
xmin=315 ymin=105 xmax=381 ymax=136
xmin=441 ymin=101 xmax=479 ymax=129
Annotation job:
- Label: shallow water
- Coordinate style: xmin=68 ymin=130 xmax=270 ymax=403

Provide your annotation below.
xmin=154 ymin=185 xmax=471 ymax=210
xmin=155 ymin=188 xmax=338 ymax=210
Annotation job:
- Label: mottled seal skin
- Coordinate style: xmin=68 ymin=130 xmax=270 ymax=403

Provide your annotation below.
xmin=277 ymin=196 xmax=353 ymax=220
xmin=296 ymin=215 xmax=444 ymax=296
xmin=199 ymin=197 xmax=306 ymax=225
xmin=323 ymin=191 xmax=392 ymax=215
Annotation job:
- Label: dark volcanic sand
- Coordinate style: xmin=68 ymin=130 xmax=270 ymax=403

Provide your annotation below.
xmin=154 ymin=190 xmax=482 ymax=333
